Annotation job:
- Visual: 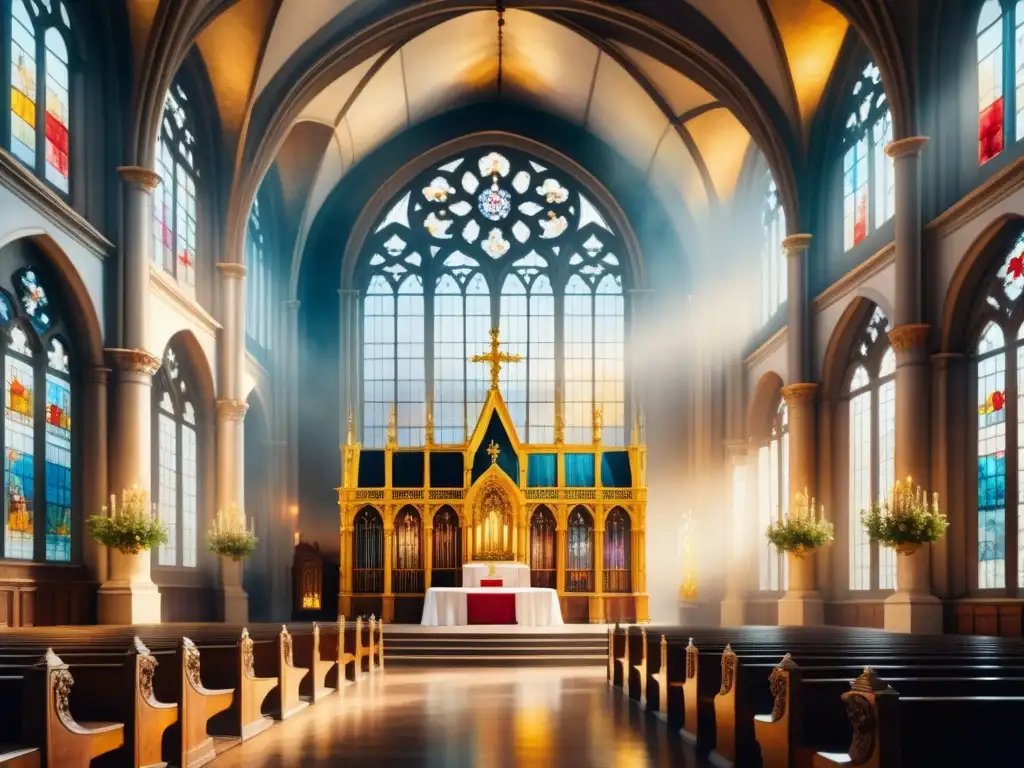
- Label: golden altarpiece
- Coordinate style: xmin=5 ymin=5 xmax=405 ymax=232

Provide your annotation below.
xmin=337 ymin=330 xmax=649 ymax=624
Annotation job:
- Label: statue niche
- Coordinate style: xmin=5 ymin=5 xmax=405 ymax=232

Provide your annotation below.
xmin=473 ymin=480 xmax=516 ymax=561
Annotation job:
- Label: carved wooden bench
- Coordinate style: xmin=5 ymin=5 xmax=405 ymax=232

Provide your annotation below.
xmin=276 ymin=626 xmax=310 ymax=720
xmin=177 ymin=638 xmax=234 ymax=767
xmin=295 ymin=623 xmax=337 ymax=703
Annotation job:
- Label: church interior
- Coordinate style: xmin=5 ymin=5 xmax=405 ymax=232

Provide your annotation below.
xmin=2 ymin=0 xmax=1024 ymax=765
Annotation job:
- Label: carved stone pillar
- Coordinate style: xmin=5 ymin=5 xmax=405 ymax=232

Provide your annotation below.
xmin=99 ymin=348 xmax=162 ymax=624
xmin=82 ymin=366 xmax=110 ymax=585
xmin=778 ymin=383 xmax=823 ymax=626
xmin=720 ymin=439 xmax=751 ymax=625
xmin=115 ymin=167 xmax=160 ymax=350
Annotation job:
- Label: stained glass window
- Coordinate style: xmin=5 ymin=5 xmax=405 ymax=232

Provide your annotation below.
xmin=5 ymin=327 xmax=34 ymax=560
xmin=44 ymin=337 xmax=70 ymax=561
xmin=842 ymin=63 xmax=893 ymax=251
xmin=847 ymin=307 xmax=897 ymax=591
xmin=758 ymin=402 xmax=788 ymax=591
xmin=360 ymin=148 xmax=627 ymax=448
xmin=7 ymin=0 xmax=72 ymax=191
xmin=152 ymin=345 xmax=200 ymax=568
xmin=246 ymin=197 xmax=271 ymax=350
xmin=154 ymin=83 xmax=197 ymax=288
xmin=761 ymin=175 xmax=786 ymax=324
xmin=978 ymin=1 xmax=1005 ymax=163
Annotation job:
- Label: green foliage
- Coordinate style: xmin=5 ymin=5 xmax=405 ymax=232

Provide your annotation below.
xmin=207 ymin=529 xmax=258 ymax=560
xmin=862 ymin=503 xmax=948 ymax=547
xmin=87 ymin=489 xmax=168 ymax=555
xmin=765 ymin=515 xmax=835 ymax=554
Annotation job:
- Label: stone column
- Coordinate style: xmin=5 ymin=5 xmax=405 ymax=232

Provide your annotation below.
xmin=591 ymin=507 xmax=605 ymax=623
xmin=777 ymin=233 xmax=823 ymax=626
xmin=720 ymin=439 xmax=750 ymax=625
xmin=82 ymin=366 xmax=110 ymax=585
xmin=883 ymin=136 xmax=940 ymax=633
xmin=100 ymin=348 xmax=163 ymax=624
xmin=284 ymin=301 xmax=301 ymax=542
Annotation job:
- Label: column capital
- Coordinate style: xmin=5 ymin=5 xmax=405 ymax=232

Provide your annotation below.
xmin=885 ymin=136 xmax=929 ymax=159
xmin=217 ymin=398 xmax=250 ymax=420
xmin=782 ymin=234 xmax=813 ymax=256
xmin=781 ymin=382 xmax=818 ymax=406
xmin=116 ymin=165 xmax=161 ymax=191
xmin=216 ymin=262 xmax=247 ymax=279
xmin=888 ymin=323 xmax=930 ymax=352
xmin=86 ymin=366 xmax=112 ymax=385
xmin=105 ymin=348 xmax=161 ymax=376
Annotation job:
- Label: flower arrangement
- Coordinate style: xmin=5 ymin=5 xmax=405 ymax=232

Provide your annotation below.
xmin=87 ymin=487 xmax=168 ymax=555
xmin=862 ymin=478 xmax=948 ymax=554
xmin=207 ymin=504 xmax=258 ymax=560
xmin=765 ymin=490 xmax=835 ymax=556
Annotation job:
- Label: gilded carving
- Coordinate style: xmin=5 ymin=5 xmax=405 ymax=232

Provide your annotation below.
xmin=888 ymin=323 xmax=930 ymax=352
xmin=216 ymin=262 xmax=247 ymax=279
xmin=116 ymin=165 xmax=161 ymax=190
xmin=685 ymin=638 xmax=696 ymax=680
xmin=52 ymin=667 xmax=75 ymax=727
xmin=781 ymin=233 xmax=812 ymax=257
xmin=473 ymin=480 xmax=515 ymax=561
xmin=768 ymin=653 xmax=796 ymax=722
xmin=182 ymin=638 xmax=202 ymax=688
xmin=106 ymin=347 xmax=162 ymax=376
xmin=719 ymin=644 xmax=736 ymax=695
xmin=842 ymin=692 xmax=877 ymax=764
xmin=281 ymin=625 xmax=294 ymax=666
xmin=241 ymin=628 xmax=256 ymax=677
xmin=134 ymin=636 xmax=157 ymax=702
xmin=884 ymin=136 xmax=929 ymax=159
xmin=217 ymin=399 xmax=249 ymax=420
xmin=781 ymin=382 xmax=817 ymax=407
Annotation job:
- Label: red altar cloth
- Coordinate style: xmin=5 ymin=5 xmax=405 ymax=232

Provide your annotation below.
xmin=479 ymin=579 xmax=503 ymax=587
xmin=466 ymin=592 xmax=516 ymax=624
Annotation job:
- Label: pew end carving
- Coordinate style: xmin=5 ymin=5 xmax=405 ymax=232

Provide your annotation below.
xmin=132 ymin=636 xmax=178 ymax=768
xmin=710 ymin=644 xmax=738 ymax=768
xmin=237 ymin=628 xmax=277 ymax=740
xmin=179 ymin=637 xmax=234 ymax=767
xmin=753 ymin=654 xmax=802 ymax=768
xmin=813 ymin=668 xmax=900 ymax=768
xmin=277 ymin=626 xmax=310 ymax=719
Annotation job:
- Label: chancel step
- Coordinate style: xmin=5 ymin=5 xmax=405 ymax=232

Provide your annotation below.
xmin=384 ymin=630 xmax=607 ymax=667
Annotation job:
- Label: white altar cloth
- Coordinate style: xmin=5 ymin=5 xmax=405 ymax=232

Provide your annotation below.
xmin=421 ymin=587 xmax=564 ymax=627
xmin=462 ymin=562 xmax=531 ymax=588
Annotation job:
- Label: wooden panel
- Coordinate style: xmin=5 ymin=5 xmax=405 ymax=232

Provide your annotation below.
xmin=952 ymin=601 xmax=1024 ymax=638
xmin=603 ymin=596 xmax=635 ymax=624
xmin=0 ymin=589 xmax=12 ymax=626
xmin=998 ymin=604 xmax=1022 ymax=636
xmin=824 ymin=601 xmax=884 ymax=629
xmin=974 ymin=604 xmax=999 ymax=636
xmin=160 ymin=586 xmax=218 ymax=622
xmin=561 ymin=596 xmax=589 ymax=624
xmin=393 ymin=596 xmax=424 ymax=624
xmin=351 ymin=596 xmax=383 ymax=619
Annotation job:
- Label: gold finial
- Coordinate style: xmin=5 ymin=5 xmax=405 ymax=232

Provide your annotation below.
xmin=487 ymin=439 xmax=500 ymax=465
xmin=386 ymin=405 xmax=397 ymax=448
xmin=592 ymin=407 xmax=603 ymax=445
xmin=470 ymin=328 xmax=522 ymax=392
xmin=346 ymin=408 xmax=356 ymax=446
xmin=425 ymin=403 xmax=435 ymax=445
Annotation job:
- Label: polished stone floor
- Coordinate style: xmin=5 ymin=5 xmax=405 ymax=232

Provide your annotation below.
xmin=209 ymin=667 xmax=708 ymax=767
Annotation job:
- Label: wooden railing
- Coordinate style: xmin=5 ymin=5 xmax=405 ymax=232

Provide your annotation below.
xmin=566 ymin=569 xmax=593 ymax=593
xmin=531 ymin=569 xmax=556 ymax=589
xmin=353 ymin=569 xmax=384 ymax=593
xmin=392 ymin=569 xmax=424 ymax=594
xmin=604 ymin=569 xmax=631 ymax=593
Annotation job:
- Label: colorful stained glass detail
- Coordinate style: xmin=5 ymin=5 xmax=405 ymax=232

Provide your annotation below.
xmin=977 ymin=322 xmax=1007 ymax=588
xmin=43 ymin=27 xmax=69 ymax=190
xmin=154 ymin=84 xmax=197 ymax=286
xmin=843 ymin=138 xmax=868 ymax=250
xmin=477 ymin=184 xmax=512 ymax=221
xmin=842 ymin=63 xmax=890 ymax=250
xmin=978 ymin=1 xmax=1004 ymax=163
xmin=44 ymin=370 xmax=70 ymax=561
xmin=0 ymin=295 xmax=13 ymax=326
xmin=16 ymin=269 xmax=51 ymax=334
xmin=10 ymin=0 xmax=37 ymax=168
xmin=5 ymin=353 xmax=34 ymax=559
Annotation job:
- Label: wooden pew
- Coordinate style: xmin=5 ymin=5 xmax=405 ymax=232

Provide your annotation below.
xmin=353 ymin=617 xmax=368 ymax=677
xmin=22 ymin=650 xmax=124 ymax=768
xmin=130 ymin=638 xmax=178 ymax=768
xmin=295 ymin=623 xmax=336 ymax=703
xmin=0 ymin=748 xmax=37 ymax=767
xmin=276 ymin=626 xmax=310 ymax=720
xmin=375 ymin=618 xmax=384 ymax=671
xmin=751 ymin=654 xmax=801 ymax=768
xmin=178 ymin=638 xmax=234 ymax=767
xmin=236 ymin=628 xmax=277 ymax=740
xmin=336 ymin=617 xmax=359 ymax=685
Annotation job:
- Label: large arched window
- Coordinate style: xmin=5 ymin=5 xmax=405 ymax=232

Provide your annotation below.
xmin=153 ymin=82 xmax=197 ymax=288
xmin=152 ymin=345 xmax=200 ymax=568
xmin=0 ymin=266 xmax=73 ymax=563
xmin=358 ymin=148 xmax=627 ymax=448
xmin=566 ymin=505 xmax=594 ymax=593
xmin=7 ymin=0 xmax=72 ymax=192
xmin=246 ymin=197 xmax=271 ymax=350
xmin=842 ymin=62 xmax=894 ymax=251
xmin=758 ymin=401 xmax=788 ymax=591
xmin=761 ymin=175 xmax=786 ymax=324
xmin=970 ymin=234 xmax=1024 ymax=590
xmin=976 ymin=0 xmax=1024 ymax=164
xmin=846 ymin=306 xmax=897 ymax=591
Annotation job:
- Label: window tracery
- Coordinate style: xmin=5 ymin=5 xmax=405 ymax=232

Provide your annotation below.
xmin=761 ymin=175 xmax=786 ymax=324
xmin=842 ymin=62 xmax=894 ymax=250
xmin=359 ymin=148 xmax=627 ymax=448
xmin=246 ymin=197 xmax=271 ymax=350
xmin=153 ymin=83 xmax=197 ymax=288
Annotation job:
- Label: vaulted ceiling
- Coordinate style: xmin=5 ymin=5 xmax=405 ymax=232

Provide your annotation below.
xmin=122 ymin=0 xmax=870 ymax=274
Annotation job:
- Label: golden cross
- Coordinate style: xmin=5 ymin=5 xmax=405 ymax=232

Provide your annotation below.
xmin=487 ymin=439 xmax=500 ymax=465
xmin=470 ymin=328 xmax=522 ymax=392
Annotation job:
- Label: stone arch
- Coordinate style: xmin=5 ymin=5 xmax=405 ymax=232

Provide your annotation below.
xmin=748 ymin=371 xmax=785 ymax=444
xmin=940 ymin=213 xmax=1024 ymax=352
xmin=821 ymin=296 xmax=887 ymax=402
xmin=161 ymin=330 xmax=216 ymax=422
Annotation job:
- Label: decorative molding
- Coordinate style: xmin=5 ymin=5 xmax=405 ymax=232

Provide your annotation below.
xmin=105 ymin=347 xmax=161 ymax=376
xmin=217 ymin=399 xmax=250 ymax=420
xmin=888 ymin=323 xmax=930 ymax=352
xmin=811 ymin=242 xmax=895 ymax=314
xmin=115 ymin=165 xmax=162 ymax=190
xmin=149 ymin=267 xmax=222 ymax=337
xmin=781 ymin=233 xmax=813 ymax=256
xmin=926 ymin=154 xmax=1024 ymax=240
xmin=216 ymin=262 xmax=247 ymax=279
xmin=781 ymin=382 xmax=818 ymax=406
xmin=743 ymin=325 xmax=787 ymax=370
xmin=884 ymin=136 xmax=929 ymax=159
xmin=0 ymin=147 xmax=112 ymax=257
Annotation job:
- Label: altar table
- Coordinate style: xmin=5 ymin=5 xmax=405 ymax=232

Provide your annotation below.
xmin=462 ymin=562 xmax=531 ymax=588
xmin=421 ymin=587 xmax=564 ymax=627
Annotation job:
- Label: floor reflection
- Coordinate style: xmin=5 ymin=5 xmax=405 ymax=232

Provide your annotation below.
xmin=209 ymin=667 xmax=708 ymax=767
